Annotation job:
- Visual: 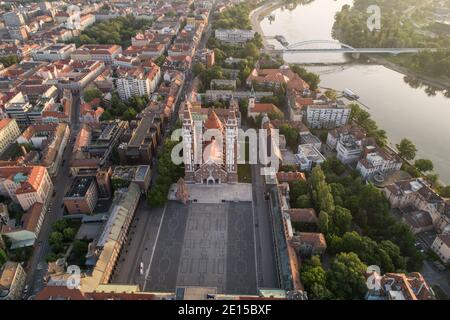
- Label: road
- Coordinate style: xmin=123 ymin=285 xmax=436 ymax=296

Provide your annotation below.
xmin=111 ymin=199 xmax=165 ymax=286
xmin=251 ymin=163 xmax=279 ymax=289
xmin=421 ymin=260 xmax=450 ymax=297
xmin=25 ymin=94 xmax=81 ymax=298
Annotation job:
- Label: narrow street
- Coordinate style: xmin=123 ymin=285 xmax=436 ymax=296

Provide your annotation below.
xmin=25 ymin=94 xmax=81 ymax=298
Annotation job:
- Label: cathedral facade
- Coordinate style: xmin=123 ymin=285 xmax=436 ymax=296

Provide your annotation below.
xmin=182 ymin=101 xmax=239 ymax=184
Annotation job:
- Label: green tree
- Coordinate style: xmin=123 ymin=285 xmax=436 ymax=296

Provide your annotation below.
xmin=300 ymin=264 xmax=330 ymax=300
xmin=438 ymin=186 xmax=450 ymax=198
xmin=83 ymin=88 xmax=102 ymax=103
xmin=396 ymin=138 xmax=417 ymax=160
xmin=310 ymin=166 xmax=335 ymax=213
xmin=330 ymin=206 xmax=352 ymax=236
xmin=279 ymin=124 xmax=299 ymax=152
xmin=326 ymin=252 xmax=368 ymax=300
xmin=296 ymin=194 xmax=312 ymax=208
xmin=154 ymin=55 xmax=166 ymax=66
xmin=49 ymin=231 xmax=63 ymax=247
xmin=244 ymin=42 xmax=259 ymax=60
xmin=289 ymin=180 xmax=309 ymax=200
xmin=63 ymin=227 xmax=76 ymax=242
xmin=426 ymin=173 xmax=440 ymax=187
xmin=414 ymin=159 xmax=434 ymax=172
xmin=0 ymin=248 xmax=8 ymax=267
xmin=300 ymin=255 xmax=333 ymax=300
xmin=122 ymin=108 xmax=137 ymax=121
xmin=52 ymin=220 xmax=68 ymax=233
xmin=72 ymin=239 xmax=90 ymax=265
xmin=318 ymin=210 xmax=329 ymax=234
xmin=290 ymin=64 xmax=320 ymax=90
xmin=0 ymin=55 xmax=19 ymax=67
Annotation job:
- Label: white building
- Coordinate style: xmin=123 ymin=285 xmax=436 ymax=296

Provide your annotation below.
xmin=431 ymin=234 xmax=450 ymax=264
xmin=4 ymin=92 xmax=33 ymax=127
xmin=295 ymin=144 xmax=326 ymax=172
xmin=32 ymin=43 xmax=76 ymax=61
xmin=305 ymin=100 xmax=351 ymax=129
xmin=357 ymin=145 xmax=402 ymax=179
xmin=0 ymin=166 xmax=53 ymax=211
xmin=215 ymin=29 xmax=255 ymax=44
xmin=116 ymin=64 xmax=161 ymax=101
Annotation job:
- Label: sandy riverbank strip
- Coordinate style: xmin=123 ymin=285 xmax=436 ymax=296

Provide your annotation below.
xmin=249 ymin=0 xmax=283 ymax=48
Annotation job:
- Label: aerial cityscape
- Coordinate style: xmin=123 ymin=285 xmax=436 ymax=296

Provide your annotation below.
xmin=0 ymin=0 xmax=449 ymax=305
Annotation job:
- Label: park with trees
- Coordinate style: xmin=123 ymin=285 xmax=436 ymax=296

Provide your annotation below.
xmin=46 ymin=219 xmax=82 ymax=263
xmin=295 ymin=163 xmax=425 ymax=299
xmin=70 ymin=15 xmax=153 ymax=48
xmin=147 ymin=138 xmax=184 ymax=207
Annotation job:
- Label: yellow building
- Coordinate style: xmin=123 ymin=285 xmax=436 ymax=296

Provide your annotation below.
xmin=0 ymin=119 xmax=20 ymax=155
xmin=0 ymin=261 xmax=27 ymax=300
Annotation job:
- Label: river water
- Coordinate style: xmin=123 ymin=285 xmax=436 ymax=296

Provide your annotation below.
xmin=260 ymin=0 xmax=450 ymax=184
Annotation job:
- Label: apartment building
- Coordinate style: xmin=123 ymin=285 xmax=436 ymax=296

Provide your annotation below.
xmin=366 ymin=272 xmax=435 ymax=300
xmin=0 ymin=165 xmax=53 ymax=211
xmin=131 ymin=31 xmax=156 ymax=46
xmin=431 ymin=234 xmax=450 ymax=264
xmin=71 ymin=44 xmax=122 ymax=63
xmin=215 ymin=29 xmax=255 ymax=44
xmin=0 ymin=119 xmax=20 ymax=155
xmin=16 ymin=123 xmax=70 ymax=176
xmin=63 ymin=176 xmax=98 ymax=215
xmin=32 ymin=43 xmax=76 ymax=61
xmin=112 ymin=165 xmax=152 ymax=194
xmin=115 ymin=64 xmax=161 ymax=101
xmin=3 ymin=92 xmax=33 ymax=127
xmin=3 ymin=12 xmax=25 ymax=28
xmin=356 ymin=145 xmax=402 ymax=179
xmin=0 ymin=262 xmax=26 ymax=300
xmin=118 ymin=114 xmax=161 ymax=165
xmin=1 ymin=202 xmax=47 ymax=248
xmin=81 ymin=183 xmax=140 ymax=291
xmin=305 ymin=100 xmax=351 ymax=129
xmin=295 ymin=144 xmax=326 ymax=172
xmin=384 ymin=178 xmax=450 ymax=233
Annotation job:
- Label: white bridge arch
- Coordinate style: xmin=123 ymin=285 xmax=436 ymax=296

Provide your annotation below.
xmin=287 ymin=39 xmax=357 ymax=51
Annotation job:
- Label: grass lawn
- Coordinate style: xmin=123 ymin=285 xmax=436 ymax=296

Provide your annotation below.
xmin=238 ymin=164 xmax=252 ymax=183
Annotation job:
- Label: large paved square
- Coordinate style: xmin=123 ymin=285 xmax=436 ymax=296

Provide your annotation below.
xmin=145 ymin=201 xmax=257 ymax=295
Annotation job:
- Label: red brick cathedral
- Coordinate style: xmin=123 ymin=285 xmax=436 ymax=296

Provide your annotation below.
xmin=182 ymin=102 xmax=239 ymax=184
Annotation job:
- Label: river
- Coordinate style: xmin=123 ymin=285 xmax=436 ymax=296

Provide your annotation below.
xmin=259 ymin=0 xmax=450 ymax=184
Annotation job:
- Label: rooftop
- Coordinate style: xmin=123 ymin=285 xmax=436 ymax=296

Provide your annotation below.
xmin=66 ymin=176 xmax=94 ymax=198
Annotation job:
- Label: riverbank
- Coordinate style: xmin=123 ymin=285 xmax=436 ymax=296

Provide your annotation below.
xmin=249 ymin=0 xmax=283 ymax=48
xmin=251 ymin=2 xmax=450 ymax=92
xmin=367 ymin=55 xmax=450 ymax=91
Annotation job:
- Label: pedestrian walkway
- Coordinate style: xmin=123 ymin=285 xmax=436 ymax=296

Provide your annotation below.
xmin=169 ymin=183 xmax=253 ymax=203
